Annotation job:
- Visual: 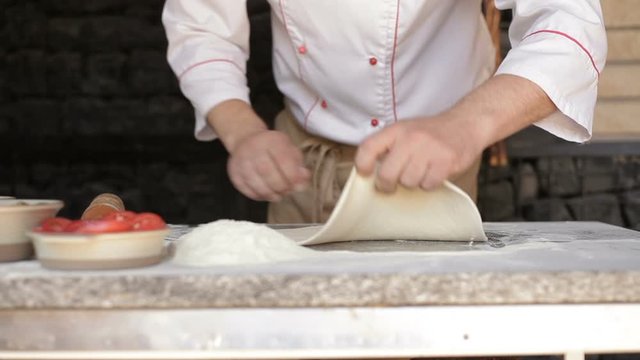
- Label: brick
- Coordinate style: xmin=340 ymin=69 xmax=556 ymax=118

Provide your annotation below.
xmin=13 ymin=99 xmax=62 ymax=135
xmin=523 ymin=198 xmax=573 ymax=222
xmin=83 ymin=0 xmax=127 ymax=13
xmin=6 ymin=51 xmax=47 ymax=95
xmin=47 ymin=18 xmax=85 ymax=51
xmin=478 ymin=181 xmax=515 ymax=221
xmin=127 ymin=0 xmax=164 ymax=19
xmin=0 ymin=109 xmax=11 ymax=135
xmin=607 ymin=29 xmax=640 ymax=62
xmin=47 ymin=52 xmax=83 ymax=95
xmin=3 ymin=3 xmax=47 ymax=49
xmin=145 ymin=96 xmax=193 ymax=135
xmin=43 ymin=0 xmax=126 ymax=14
xmin=617 ymin=156 xmax=640 ymax=190
xmin=124 ymin=23 xmax=166 ymax=49
xmin=567 ymin=194 xmax=625 ymax=226
xmin=107 ymin=99 xmax=146 ymax=133
xmin=64 ymin=97 xmax=107 ymax=135
xmin=83 ymin=16 xmax=164 ymax=51
xmin=139 ymin=163 xmax=188 ymax=219
xmin=599 ymin=64 xmax=640 ymax=99
xmin=128 ymin=50 xmax=179 ymax=95
xmin=577 ymin=157 xmax=618 ymax=194
xmin=14 ymin=183 xmax=40 ymax=199
xmin=602 ymin=0 xmax=640 ymax=28
xmin=65 ymin=97 xmax=149 ymax=135
xmin=42 ymin=0 xmax=86 ymax=14
xmin=84 ymin=17 xmax=130 ymax=51
xmin=537 ymin=157 xmax=580 ymax=197
xmin=479 ymin=163 xmax=512 ymax=184
xmin=0 ymin=50 xmax=6 ymax=101
xmin=515 ymin=162 xmax=538 ymax=205
xmin=623 ymin=190 xmax=640 ymax=230
xmin=30 ymin=163 xmax=61 ymax=187
xmin=82 ymin=54 xmax=127 ymax=95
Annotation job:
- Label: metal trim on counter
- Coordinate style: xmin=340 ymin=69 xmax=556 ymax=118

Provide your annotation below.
xmin=1 ymin=305 xmax=640 ymax=359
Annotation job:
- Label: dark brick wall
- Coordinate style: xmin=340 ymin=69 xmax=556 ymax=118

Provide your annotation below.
xmin=1 ymin=0 xmax=280 ymax=224
xmin=478 ymin=127 xmax=640 ymax=230
xmin=2 ymin=0 xmax=639 ymax=229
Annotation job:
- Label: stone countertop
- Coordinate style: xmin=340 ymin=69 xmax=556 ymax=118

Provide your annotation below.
xmin=1 ymin=222 xmax=640 ymax=310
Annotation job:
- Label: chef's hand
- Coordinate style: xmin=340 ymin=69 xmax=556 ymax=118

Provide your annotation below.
xmin=355 ymin=75 xmax=558 ymax=193
xmin=355 ymin=114 xmax=482 ymax=193
xmin=228 ymin=129 xmax=310 ymax=202
xmin=207 ymin=100 xmax=310 ymax=202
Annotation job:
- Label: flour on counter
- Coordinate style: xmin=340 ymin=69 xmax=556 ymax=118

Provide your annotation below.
xmin=172 ymin=220 xmax=320 ymax=267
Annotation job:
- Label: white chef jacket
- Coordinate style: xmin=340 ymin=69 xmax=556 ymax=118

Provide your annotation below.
xmin=162 ymin=0 xmax=607 ymax=145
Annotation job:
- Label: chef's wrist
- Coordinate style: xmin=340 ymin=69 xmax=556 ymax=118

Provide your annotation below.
xmin=441 ymin=107 xmax=494 ymax=155
xmin=207 ymin=100 xmax=269 ymax=154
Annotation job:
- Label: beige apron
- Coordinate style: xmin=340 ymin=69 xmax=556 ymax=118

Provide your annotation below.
xmin=267 ymin=108 xmax=481 ymax=225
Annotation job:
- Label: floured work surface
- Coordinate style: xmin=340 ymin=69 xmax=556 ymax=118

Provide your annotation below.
xmin=2 ymin=222 xmax=640 ymax=309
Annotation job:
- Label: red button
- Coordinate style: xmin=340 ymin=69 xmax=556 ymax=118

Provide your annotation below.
xmin=369 ymin=57 xmax=378 ymax=66
xmin=371 ymin=118 xmax=379 ymax=127
xmin=321 ymin=100 xmax=328 ymax=109
xmin=298 ymin=45 xmax=307 ymax=55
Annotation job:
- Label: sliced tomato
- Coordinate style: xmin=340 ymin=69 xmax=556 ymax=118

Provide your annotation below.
xmin=69 ymin=219 xmax=133 ymax=234
xmin=102 ymin=210 xmax=137 ymax=223
xmin=64 ymin=220 xmax=86 ymax=233
xmin=36 ymin=217 xmax=72 ymax=233
xmin=131 ymin=213 xmax=166 ymax=231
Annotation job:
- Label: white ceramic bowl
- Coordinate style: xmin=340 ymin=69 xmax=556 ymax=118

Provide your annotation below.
xmin=27 ymin=229 xmax=170 ymax=270
xmin=0 ymin=199 xmax=64 ymax=262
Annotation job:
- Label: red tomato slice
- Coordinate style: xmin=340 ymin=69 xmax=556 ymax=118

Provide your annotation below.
xmin=36 ymin=217 xmax=72 ymax=233
xmin=70 ymin=220 xmax=133 ymax=234
xmin=131 ymin=213 xmax=166 ymax=231
xmin=102 ymin=211 xmax=137 ymax=223
xmin=64 ymin=220 xmax=86 ymax=233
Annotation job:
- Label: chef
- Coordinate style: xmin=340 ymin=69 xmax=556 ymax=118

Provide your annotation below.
xmin=162 ymin=1 xmax=607 ymax=224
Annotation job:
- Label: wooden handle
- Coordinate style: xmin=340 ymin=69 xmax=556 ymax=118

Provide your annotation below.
xmin=81 ymin=193 xmax=125 ymax=220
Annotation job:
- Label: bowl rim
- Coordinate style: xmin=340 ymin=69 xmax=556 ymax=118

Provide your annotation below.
xmin=27 ymin=227 xmax=170 ymax=239
xmin=0 ymin=199 xmax=64 ymax=212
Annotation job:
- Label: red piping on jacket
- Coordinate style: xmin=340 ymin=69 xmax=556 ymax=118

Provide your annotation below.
xmin=303 ymin=97 xmax=321 ymax=130
xmin=390 ymin=0 xmax=400 ymax=122
xmin=523 ymin=29 xmax=600 ymax=76
xmin=178 ymin=59 xmax=242 ymax=80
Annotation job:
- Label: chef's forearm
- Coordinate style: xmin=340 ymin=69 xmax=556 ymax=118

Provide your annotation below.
xmin=207 ymin=100 xmax=268 ymax=153
xmin=446 ymin=74 xmax=557 ymax=152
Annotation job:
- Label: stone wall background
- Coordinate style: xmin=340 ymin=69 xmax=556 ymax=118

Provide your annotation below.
xmin=1 ymin=0 xmax=279 ymax=223
xmin=1 ymin=0 xmax=639 ymax=228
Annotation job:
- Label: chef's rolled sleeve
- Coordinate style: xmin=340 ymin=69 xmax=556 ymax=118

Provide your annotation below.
xmin=162 ymin=0 xmax=250 ymax=141
xmin=495 ymin=0 xmax=608 ymax=143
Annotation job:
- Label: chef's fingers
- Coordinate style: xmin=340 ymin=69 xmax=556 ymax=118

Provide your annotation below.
xmin=245 ymin=173 xmax=281 ymax=202
xmin=355 ymin=128 xmax=396 ymax=176
xmin=268 ymin=146 xmax=310 ymax=190
xmin=399 ymin=155 xmax=428 ymax=189
xmin=420 ymin=159 xmax=450 ymax=191
xmin=251 ymin=155 xmax=289 ymax=199
xmin=228 ymin=160 xmax=261 ymax=201
xmin=375 ymin=145 xmax=410 ymax=193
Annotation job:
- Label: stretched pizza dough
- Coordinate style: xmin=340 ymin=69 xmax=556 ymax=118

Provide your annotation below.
xmin=279 ymin=168 xmax=487 ymax=245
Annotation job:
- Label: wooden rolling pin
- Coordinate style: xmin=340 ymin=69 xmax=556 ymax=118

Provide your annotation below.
xmin=81 ymin=193 xmax=125 ymax=220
